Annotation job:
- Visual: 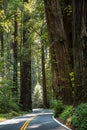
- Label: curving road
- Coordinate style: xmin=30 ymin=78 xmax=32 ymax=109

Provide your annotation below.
xmin=0 ymin=109 xmax=71 ymax=130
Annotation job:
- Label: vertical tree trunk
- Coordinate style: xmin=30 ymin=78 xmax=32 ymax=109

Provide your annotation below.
xmin=73 ymin=0 xmax=87 ymax=105
xmin=63 ymin=0 xmax=73 ymax=69
xmin=41 ymin=43 xmax=48 ymax=107
xmin=13 ymin=14 xmax=18 ymax=98
xmin=20 ymin=5 xmax=32 ymax=111
xmin=44 ymin=0 xmax=72 ymax=104
xmin=50 ymin=45 xmax=59 ymax=99
xmin=0 ymin=30 xmax=4 ymax=57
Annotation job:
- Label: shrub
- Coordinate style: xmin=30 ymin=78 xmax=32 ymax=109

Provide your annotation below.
xmin=9 ymin=111 xmax=19 ymax=117
xmin=0 ymin=99 xmax=19 ymax=113
xmin=59 ymin=105 xmax=73 ymax=121
xmin=72 ymin=103 xmax=87 ymax=130
xmin=8 ymin=101 xmax=20 ymax=112
xmin=50 ymin=99 xmax=58 ymax=108
xmin=54 ymin=100 xmax=64 ymax=117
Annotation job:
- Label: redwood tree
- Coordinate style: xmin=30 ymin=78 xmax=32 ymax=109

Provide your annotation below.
xmin=73 ymin=0 xmax=87 ymax=105
xmin=44 ymin=0 xmax=72 ymax=104
xmin=20 ymin=0 xmax=32 ymax=111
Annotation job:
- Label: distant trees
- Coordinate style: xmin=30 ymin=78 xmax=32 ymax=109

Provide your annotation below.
xmin=0 ymin=0 xmax=32 ymax=111
xmin=32 ymin=82 xmax=43 ymax=108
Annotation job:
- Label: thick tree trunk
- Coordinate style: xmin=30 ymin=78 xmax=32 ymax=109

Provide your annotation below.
xmin=20 ymin=9 xmax=32 ymax=111
xmin=73 ymin=0 xmax=87 ymax=105
xmin=20 ymin=52 xmax=32 ymax=111
xmin=63 ymin=0 xmax=73 ymax=69
xmin=44 ymin=0 xmax=72 ymax=104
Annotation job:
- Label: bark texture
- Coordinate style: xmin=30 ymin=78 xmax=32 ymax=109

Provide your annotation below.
xmin=44 ymin=0 xmax=72 ymax=104
xmin=13 ymin=14 xmax=18 ymax=96
xmin=73 ymin=0 xmax=87 ymax=105
xmin=41 ymin=44 xmax=48 ymax=107
xmin=20 ymin=4 xmax=32 ymax=111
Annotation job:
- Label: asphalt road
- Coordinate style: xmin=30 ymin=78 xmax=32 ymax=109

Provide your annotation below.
xmin=0 ymin=109 xmax=71 ymax=130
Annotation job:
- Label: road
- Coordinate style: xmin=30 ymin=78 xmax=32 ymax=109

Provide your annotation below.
xmin=0 ymin=109 xmax=71 ymax=130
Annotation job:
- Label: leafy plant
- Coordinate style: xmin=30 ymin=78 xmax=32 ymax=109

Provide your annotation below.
xmin=72 ymin=103 xmax=87 ymax=130
xmin=54 ymin=100 xmax=64 ymax=117
xmin=0 ymin=80 xmax=19 ymax=113
xmin=59 ymin=105 xmax=73 ymax=121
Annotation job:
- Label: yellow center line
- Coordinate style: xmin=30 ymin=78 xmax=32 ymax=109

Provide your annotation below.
xmin=20 ymin=114 xmax=40 ymax=130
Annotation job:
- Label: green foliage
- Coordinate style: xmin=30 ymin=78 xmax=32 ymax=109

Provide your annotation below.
xmin=0 ymin=101 xmax=19 ymax=113
xmin=59 ymin=106 xmax=73 ymax=121
xmin=0 ymin=79 xmax=19 ymax=113
xmin=0 ymin=98 xmax=19 ymax=113
xmin=69 ymin=72 xmax=74 ymax=81
xmin=72 ymin=103 xmax=87 ymax=130
xmin=69 ymin=71 xmax=75 ymax=88
xmin=9 ymin=111 xmax=19 ymax=116
xmin=54 ymin=100 xmax=64 ymax=117
xmin=64 ymin=5 xmax=72 ymax=16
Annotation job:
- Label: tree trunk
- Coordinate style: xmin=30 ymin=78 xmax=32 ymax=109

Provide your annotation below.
xmin=20 ymin=9 xmax=32 ymax=111
xmin=0 ymin=30 xmax=4 ymax=57
xmin=44 ymin=0 xmax=72 ymax=104
xmin=13 ymin=14 xmax=18 ymax=97
xmin=41 ymin=43 xmax=48 ymax=107
xmin=63 ymin=0 xmax=73 ymax=69
xmin=73 ymin=0 xmax=87 ymax=105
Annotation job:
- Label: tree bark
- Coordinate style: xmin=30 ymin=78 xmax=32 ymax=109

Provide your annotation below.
xmin=0 ymin=30 xmax=4 ymax=57
xmin=73 ymin=0 xmax=87 ymax=105
xmin=44 ymin=0 xmax=72 ymax=104
xmin=41 ymin=43 xmax=48 ymax=107
xmin=20 ymin=9 xmax=32 ymax=111
xmin=13 ymin=14 xmax=18 ymax=97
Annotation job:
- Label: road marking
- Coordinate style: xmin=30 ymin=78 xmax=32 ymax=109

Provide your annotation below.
xmin=20 ymin=114 xmax=39 ymax=130
xmin=20 ymin=110 xmax=45 ymax=130
xmin=52 ymin=116 xmax=72 ymax=130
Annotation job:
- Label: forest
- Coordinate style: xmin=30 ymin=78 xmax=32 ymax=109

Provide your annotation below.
xmin=0 ymin=0 xmax=87 ymax=129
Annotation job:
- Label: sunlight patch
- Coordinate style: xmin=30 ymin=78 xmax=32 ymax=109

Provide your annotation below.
xmin=28 ymin=124 xmax=41 ymax=128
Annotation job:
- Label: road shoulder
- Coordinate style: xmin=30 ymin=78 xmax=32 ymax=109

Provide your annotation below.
xmin=52 ymin=116 xmax=72 ymax=130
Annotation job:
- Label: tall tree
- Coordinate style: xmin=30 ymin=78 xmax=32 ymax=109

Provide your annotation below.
xmin=41 ymin=43 xmax=48 ymax=107
xmin=0 ymin=2 xmax=4 ymax=57
xmin=44 ymin=0 xmax=72 ymax=104
xmin=0 ymin=29 xmax=4 ymax=57
xmin=73 ymin=0 xmax=87 ymax=105
xmin=13 ymin=13 xmax=18 ymax=97
xmin=20 ymin=1 xmax=32 ymax=111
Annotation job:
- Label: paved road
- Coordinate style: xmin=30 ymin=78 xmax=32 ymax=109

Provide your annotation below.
xmin=0 ymin=109 xmax=71 ymax=130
